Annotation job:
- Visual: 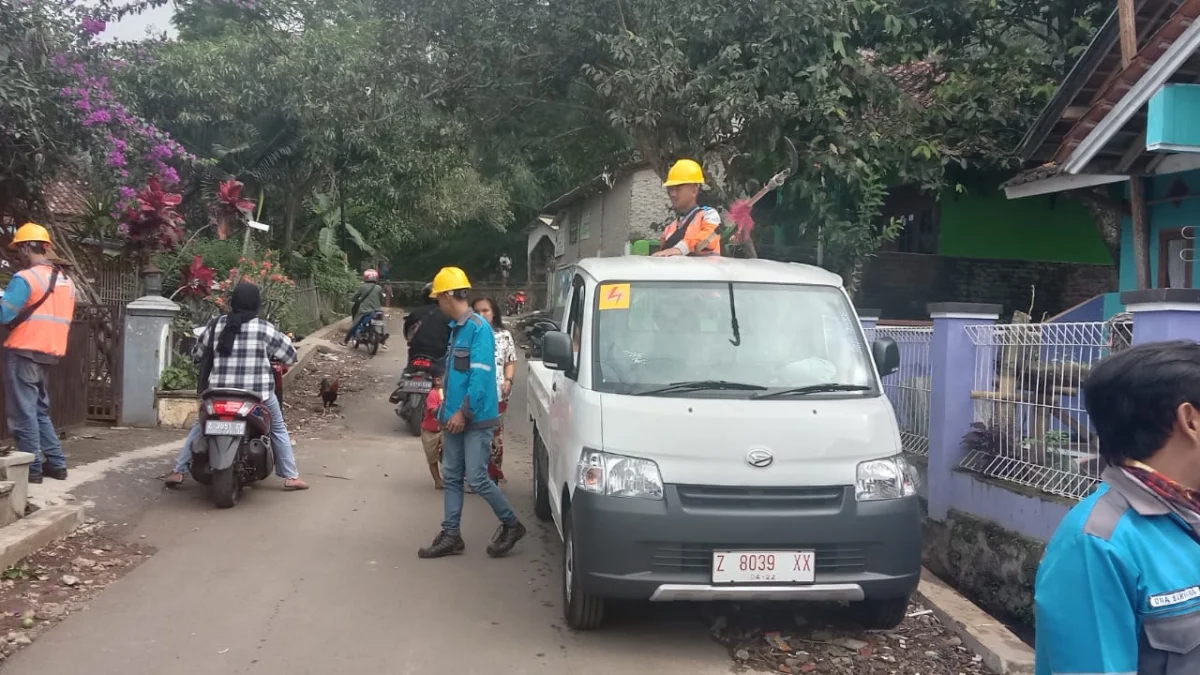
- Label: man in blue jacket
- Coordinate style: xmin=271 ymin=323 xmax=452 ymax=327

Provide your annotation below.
xmin=418 ymin=266 xmax=526 ymax=559
xmin=1035 ymin=340 xmax=1200 ymax=675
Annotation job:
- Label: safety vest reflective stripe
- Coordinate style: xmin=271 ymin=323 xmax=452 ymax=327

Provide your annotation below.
xmin=4 ymin=265 xmax=76 ymax=357
xmin=22 ymin=314 xmax=72 ymax=325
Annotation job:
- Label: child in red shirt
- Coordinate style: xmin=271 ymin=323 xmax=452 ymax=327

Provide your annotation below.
xmin=421 ymin=373 xmax=444 ymax=489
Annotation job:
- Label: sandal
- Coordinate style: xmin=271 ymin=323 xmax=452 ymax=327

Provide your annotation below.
xmin=164 ymin=472 xmax=184 ymax=487
xmin=283 ymin=478 xmax=309 ymax=491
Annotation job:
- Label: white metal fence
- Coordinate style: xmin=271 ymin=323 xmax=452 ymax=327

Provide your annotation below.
xmin=865 ymin=325 xmax=933 ymax=456
xmin=960 ymin=320 xmax=1133 ymax=500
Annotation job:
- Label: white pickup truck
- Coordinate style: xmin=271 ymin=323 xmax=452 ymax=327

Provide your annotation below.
xmin=527 ymin=255 xmax=920 ymax=630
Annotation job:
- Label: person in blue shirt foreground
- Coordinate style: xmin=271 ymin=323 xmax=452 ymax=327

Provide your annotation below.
xmin=1035 ymin=340 xmax=1200 ymax=675
xmin=417 ymin=266 xmax=526 ymax=560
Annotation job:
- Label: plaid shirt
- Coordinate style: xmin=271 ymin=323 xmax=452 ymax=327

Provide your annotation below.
xmin=193 ymin=316 xmax=296 ymax=401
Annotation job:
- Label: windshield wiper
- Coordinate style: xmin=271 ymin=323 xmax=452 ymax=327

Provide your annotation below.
xmin=635 ymin=380 xmax=767 ymax=396
xmin=751 ymin=383 xmax=871 ymax=400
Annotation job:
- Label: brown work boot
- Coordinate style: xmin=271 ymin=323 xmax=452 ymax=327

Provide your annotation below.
xmin=486 ymin=520 xmax=526 ymax=558
xmin=418 ymin=530 xmax=465 ymax=559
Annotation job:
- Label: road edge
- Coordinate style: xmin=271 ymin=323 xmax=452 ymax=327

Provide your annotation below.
xmin=0 ymin=505 xmax=86 ymax=571
xmin=915 ymin=568 xmax=1034 ymax=675
xmin=286 ymin=316 xmax=351 ymax=386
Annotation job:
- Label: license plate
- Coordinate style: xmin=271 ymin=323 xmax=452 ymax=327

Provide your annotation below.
xmin=204 ymin=420 xmax=246 ymax=436
xmin=712 ymin=550 xmax=815 ymax=584
xmin=371 ymin=320 xmax=385 ymax=327
xmin=402 ymin=380 xmax=432 ymax=393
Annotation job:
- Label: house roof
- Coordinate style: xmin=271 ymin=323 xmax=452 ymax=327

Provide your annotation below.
xmin=1011 ymin=0 xmax=1200 ymax=186
xmin=41 ymin=176 xmax=89 ymax=218
xmin=542 ymin=162 xmax=652 ymax=213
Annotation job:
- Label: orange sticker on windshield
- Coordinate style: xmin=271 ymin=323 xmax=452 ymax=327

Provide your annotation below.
xmin=598 ymin=283 xmax=631 ymax=310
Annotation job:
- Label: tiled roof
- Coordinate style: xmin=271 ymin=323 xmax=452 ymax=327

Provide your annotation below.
xmin=42 ymin=176 xmax=89 ymax=218
xmin=860 ymin=49 xmax=939 ymax=108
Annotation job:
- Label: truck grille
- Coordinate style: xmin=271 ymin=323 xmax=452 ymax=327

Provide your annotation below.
xmin=650 ymin=544 xmax=866 ymax=574
xmin=675 ymin=485 xmax=846 ymax=512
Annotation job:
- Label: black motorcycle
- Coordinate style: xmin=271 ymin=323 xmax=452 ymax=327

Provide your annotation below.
xmin=390 ymin=354 xmax=437 ymax=436
xmin=353 ymin=309 xmax=387 ymax=356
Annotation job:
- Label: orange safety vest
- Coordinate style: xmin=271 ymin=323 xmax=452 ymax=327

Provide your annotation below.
xmin=661 ymin=206 xmax=721 ymax=256
xmin=4 ymin=264 xmax=76 ymax=357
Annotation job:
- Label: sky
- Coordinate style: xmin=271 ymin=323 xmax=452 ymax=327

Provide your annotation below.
xmin=99 ymin=1 xmax=179 ymax=42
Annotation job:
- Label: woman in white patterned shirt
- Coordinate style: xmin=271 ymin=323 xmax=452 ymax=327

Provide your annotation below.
xmin=472 ymin=297 xmax=517 ymax=483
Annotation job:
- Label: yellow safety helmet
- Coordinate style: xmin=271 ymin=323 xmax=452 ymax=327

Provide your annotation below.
xmin=9 ymin=222 xmax=52 ymax=250
xmin=430 ymin=266 xmax=471 ymax=297
xmin=663 ymin=159 xmax=705 ymax=187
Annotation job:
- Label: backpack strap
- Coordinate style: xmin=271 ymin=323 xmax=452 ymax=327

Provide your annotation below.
xmin=661 ymin=207 xmax=702 ymax=252
xmin=6 ymin=266 xmax=61 ymax=330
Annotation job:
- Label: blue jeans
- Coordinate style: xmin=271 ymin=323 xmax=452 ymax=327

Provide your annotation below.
xmin=174 ymin=394 xmax=299 ymax=479
xmin=345 ymin=313 xmax=372 ymax=342
xmin=3 ymin=353 xmax=67 ymax=477
xmin=441 ymin=426 xmax=516 ymax=534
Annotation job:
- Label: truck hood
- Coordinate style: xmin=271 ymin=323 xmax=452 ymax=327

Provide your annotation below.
xmin=599 ymin=392 xmax=901 ymax=487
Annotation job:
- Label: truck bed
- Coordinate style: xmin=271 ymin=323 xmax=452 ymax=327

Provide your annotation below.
xmin=527 ymin=359 xmax=554 ymax=432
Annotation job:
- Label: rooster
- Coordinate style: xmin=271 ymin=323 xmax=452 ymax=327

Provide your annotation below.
xmin=319 ymin=377 xmax=340 ymax=415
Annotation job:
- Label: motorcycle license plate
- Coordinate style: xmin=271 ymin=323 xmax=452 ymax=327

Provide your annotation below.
xmin=204 ymin=420 xmax=247 ymax=436
xmin=402 ymin=380 xmax=432 ymax=393
xmin=371 ymin=319 xmax=385 ymax=327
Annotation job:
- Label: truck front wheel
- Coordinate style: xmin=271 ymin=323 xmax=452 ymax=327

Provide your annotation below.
xmin=562 ymin=509 xmax=605 ymax=630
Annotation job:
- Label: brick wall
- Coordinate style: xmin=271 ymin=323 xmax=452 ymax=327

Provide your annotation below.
xmin=860 ymin=252 xmax=1118 ymax=320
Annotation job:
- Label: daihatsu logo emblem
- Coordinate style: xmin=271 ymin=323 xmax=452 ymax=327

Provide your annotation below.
xmin=746 ymin=449 xmax=774 ymax=468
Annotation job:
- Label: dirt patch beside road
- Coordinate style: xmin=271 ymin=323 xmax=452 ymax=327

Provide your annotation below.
xmin=711 ymin=601 xmax=989 ymax=674
xmin=0 ymin=521 xmax=149 ymax=664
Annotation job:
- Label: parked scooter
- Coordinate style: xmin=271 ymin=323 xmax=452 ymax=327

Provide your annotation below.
xmin=390 ymin=354 xmax=437 ymax=435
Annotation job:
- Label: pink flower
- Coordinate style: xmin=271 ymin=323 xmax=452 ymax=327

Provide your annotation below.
xmin=107 ymin=150 xmax=126 ymax=168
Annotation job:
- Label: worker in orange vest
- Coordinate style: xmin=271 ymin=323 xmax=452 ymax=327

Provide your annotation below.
xmin=653 ymin=159 xmax=723 ymax=257
xmin=0 ymin=223 xmax=76 ymax=483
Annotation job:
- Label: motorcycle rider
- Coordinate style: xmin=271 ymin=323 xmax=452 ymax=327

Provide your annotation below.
xmin=343 ymin=269 xmax=388 ymax=347
xmin=404 ymin=283 xmax=451 ymax=365
xmin=652 ymin=159 xmax=722 ymax=257
xmin=165 ymin=282 xmax=308 ymax=490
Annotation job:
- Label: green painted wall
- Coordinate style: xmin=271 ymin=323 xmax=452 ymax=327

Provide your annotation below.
xmin=938 ymin=186 xmax=1112 ymax=264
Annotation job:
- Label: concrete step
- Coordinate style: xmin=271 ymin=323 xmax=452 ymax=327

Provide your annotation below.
xmin=0 ymin=482 xmax=17 ymax=528
xmin=0 ymin=452 xmax=34 ymax=521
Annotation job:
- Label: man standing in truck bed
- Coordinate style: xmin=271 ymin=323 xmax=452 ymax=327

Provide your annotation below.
xmin=652 ymin=159 xmax=722 ymax=258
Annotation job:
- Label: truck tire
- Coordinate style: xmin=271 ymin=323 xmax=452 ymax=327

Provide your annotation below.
xmin=211 ymin=466 xmax=240 ymax=509
xmin=563 ymin=509 xmax=604 ymax=630
xmin=850 ymin=597 xmax=908 ymax=630
xmin=532 ymin=433 xmax=552 ymax=522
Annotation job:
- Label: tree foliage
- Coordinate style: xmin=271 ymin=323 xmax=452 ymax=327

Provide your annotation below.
xmin=3 ymin=0 xmax=1109 ymax=290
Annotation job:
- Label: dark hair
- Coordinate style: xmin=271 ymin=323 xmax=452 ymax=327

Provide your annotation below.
xmin=217 ymin=282 xmax=260 ymax=357
xmin=1082 ymin=340 xmax=1200 ymax=464
xmin=471 ymin=296 xmax=505 ymax=330
xmin=22 ymin=242 xmax=47 ymax=255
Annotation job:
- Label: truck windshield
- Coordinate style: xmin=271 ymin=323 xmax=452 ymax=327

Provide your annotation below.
xmin=592 ymin=281 xmax=876 ymax=397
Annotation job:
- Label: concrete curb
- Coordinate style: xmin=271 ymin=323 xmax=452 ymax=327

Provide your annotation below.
xmin=0 ymin=505 xmax=86 ymax=571
xmin=285 ymin=316 xmax=351 ymax=386
xmin=915 ymin=569 xmax=1034 ymax=674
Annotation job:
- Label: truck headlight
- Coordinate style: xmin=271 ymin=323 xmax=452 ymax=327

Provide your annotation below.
xmin=855 ymin=455 xmax=918 ymax=501
xmin=576 ymin=449 xmax=664 ymax=500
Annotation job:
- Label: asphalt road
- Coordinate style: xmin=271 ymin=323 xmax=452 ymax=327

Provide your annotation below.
xmin=4 ymin=317 xmax=732 ymax=675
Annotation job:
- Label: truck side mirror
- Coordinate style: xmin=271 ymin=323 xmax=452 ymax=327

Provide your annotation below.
xmin=543 ymin=331 xmax=573 ymax=372
xmin=871 ymin=336 xmax=900 ymax=378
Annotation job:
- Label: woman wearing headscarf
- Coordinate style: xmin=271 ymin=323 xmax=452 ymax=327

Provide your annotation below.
xmin=165 ymin=282 xmax=309 ymax=490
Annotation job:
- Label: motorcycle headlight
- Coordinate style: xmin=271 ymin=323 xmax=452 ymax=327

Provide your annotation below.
xmin=855 ymin=455 xmax=919 ymax=502
xmin=576 ymin=449 xmax=664 ymax=500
